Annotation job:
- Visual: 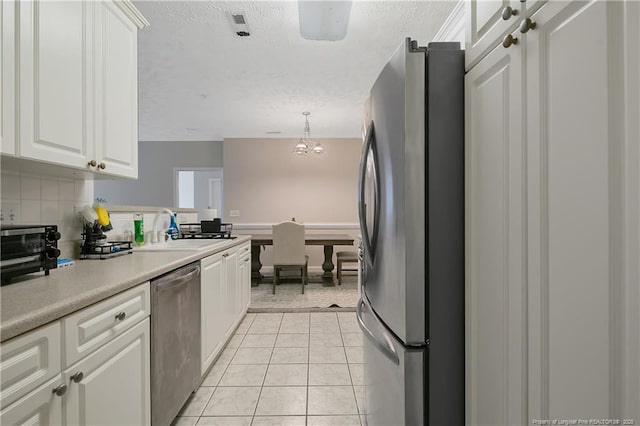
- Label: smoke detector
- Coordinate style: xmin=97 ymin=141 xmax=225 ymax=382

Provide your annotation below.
xmin=230 ymin=13 xmax=251 ymax=37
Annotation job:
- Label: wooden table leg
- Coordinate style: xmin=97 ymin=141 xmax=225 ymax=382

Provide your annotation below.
xmin=322 ymin=244 xmax=335 ymax=286
xmin=251 ymin=244 xmax=263 ymax=284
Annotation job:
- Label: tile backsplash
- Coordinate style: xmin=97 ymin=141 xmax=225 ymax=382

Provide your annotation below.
xmin=108 ymin=211 xmax=198 ymax=243
xmin=1 ymin=170 xmax=94 ymax=259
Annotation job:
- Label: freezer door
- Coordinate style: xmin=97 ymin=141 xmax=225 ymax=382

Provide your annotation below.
xmin=357 ymin=294 xmax=425 ymax=425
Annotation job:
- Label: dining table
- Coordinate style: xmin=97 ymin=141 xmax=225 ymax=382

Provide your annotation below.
xmin=250 ymin=233 xmax=355 ymax=286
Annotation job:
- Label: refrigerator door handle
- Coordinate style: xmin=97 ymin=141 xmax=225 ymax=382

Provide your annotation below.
xmin=358 ymin=121 xmax=379 ymax=264
xmin=357 ymin=296 xmax=399 ymax=365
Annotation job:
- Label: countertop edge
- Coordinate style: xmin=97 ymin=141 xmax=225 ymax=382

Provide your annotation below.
xmin=0 ymin=235 xmax=251 ymax=342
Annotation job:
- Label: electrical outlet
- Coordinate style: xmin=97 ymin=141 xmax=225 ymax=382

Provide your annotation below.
xmin=229 ymin=210 xmax=240 ymax=217
xmin=0 ymin=203 xmax=20 ymax=224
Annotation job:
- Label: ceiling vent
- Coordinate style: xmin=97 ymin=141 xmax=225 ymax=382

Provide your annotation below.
xmin=230 ymin=13 xmax=250 ymax=37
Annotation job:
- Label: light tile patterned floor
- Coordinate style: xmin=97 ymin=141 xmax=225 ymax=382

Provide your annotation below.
xmin=173 ymin=312 xmax=366 ymax=426
xmin=250 ymin=275 xmax=359 ymax=310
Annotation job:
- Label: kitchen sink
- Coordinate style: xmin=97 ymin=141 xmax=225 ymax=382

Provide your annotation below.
xmin=133 ymin=239 xmax=228 ymax=252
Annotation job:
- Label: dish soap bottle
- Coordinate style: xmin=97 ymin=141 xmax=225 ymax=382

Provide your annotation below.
xmin=167 ymin=213 xmax=180 ymax=240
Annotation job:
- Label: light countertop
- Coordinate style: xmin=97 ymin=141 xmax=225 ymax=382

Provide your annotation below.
xmin=0 ymin=236 xmax=251 ymax=342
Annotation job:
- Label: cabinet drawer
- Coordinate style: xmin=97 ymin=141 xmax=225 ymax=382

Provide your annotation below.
xmin=63 ymin=282 xmax=150 ymax=367
xmin=238 ymin=243 xmax=250 ymax=257
xmin=0 ymin=322 xmax=62 ymax=409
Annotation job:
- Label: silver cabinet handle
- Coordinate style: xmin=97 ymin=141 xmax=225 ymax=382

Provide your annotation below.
xmin=52 ymin=384 xmax=67 ymax=396
xmin=115 ymin=311 xmax=126 ymax=321
xmin=502 ymin=33 xmax=519 ymax=48
xmin=501 ymin=6 xmax=518 ymax=20
xmin=519 ymin=17 xmax=537 ymax=33
xmin=70 ymin=371 xmax=84 ymax=383
xmin=87 ymin=160 xmax=97 ymax=167
xmin=98 ymin=162 xmax=106 ymax=170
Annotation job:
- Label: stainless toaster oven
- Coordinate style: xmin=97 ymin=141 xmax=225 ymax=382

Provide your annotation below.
xmin=1 ymin=224 xmax=61 ymax=284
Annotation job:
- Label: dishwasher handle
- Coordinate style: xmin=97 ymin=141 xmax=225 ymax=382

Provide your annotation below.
xmin=154 ymin=264 xmax=200 ymax=290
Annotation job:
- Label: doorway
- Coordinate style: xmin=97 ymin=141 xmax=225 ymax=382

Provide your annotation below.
xmin=174 ymin=167 xmax=223 ymax=213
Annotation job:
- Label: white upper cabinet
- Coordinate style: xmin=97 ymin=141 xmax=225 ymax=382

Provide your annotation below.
xmin=13 ymin=0 xmax=147 ymax=179
xmin=465 ymin=0 xmax=523 ymax=70
xmin=1 ymin=0 xmax=16 ymax=156
xmin=18 ymin=0 xmax=94 ymax=167
xmin=94 ymin=1 xmax=140 ymax=178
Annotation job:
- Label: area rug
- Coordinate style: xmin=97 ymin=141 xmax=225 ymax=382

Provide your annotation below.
xmin=249 ymin=274 xmax=358 ymax=310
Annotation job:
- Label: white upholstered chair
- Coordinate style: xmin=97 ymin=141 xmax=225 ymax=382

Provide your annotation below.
xmin=272 ymin=221 xmax=308 ymax=294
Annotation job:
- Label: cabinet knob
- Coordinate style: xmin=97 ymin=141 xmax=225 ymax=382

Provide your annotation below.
xmin=52 ymin=384 xmax=67 ymax=397
xmin=88 ymin=160 xmax=97 ymax=167
xmin=501 ymin=6 xmax=518 ymax=20
xmin=519 ymin=17 xmax=537 ymax=33
xmin=98 ymin=162 xmax=106 ymax=170
xmin=115 ymin=311 xmax=126 ymax=321
xmin=70 ymin=371 xmax=84 ymax=383
xmin=502 ymin=33 xmax=519 ymax=48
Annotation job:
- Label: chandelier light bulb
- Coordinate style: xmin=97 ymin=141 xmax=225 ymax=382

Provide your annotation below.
xmin=293 ymin=112 xmax=325 ymax=156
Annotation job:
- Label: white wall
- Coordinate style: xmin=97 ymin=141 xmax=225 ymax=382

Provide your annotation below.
xmin=223 ymin=137 xmax=361 ymax=270
xmin=95 ymin=140 xmax=223 ymax=207
xmin=1 ymin=171 xmax=94 ymax=259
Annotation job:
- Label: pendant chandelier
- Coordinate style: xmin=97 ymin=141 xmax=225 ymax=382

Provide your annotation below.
xmin=293 ymin=112 xmax=324 ymax=156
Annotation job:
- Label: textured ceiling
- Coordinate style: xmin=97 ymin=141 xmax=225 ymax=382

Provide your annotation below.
xmin=135 ymin=0 xmax=456 ymax=141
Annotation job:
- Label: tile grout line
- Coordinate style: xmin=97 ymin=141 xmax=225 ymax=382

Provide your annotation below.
xmin=339 ymin=313 xmax=363 ymax=423
xmin=306 ymin=312 xmax=312 ymax=425
xmin=250 ymin=313 xmax=283 ymax=424
xmin=196 ymin=314 xmax=253 ymax=422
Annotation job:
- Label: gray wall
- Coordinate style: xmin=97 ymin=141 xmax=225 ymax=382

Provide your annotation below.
xmin=194 ymin=169 xmax=223 ymax=209
xmin=95 ymin=140 xmax=223 ymax=207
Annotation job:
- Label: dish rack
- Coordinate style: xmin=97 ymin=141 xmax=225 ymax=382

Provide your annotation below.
xmin=179 ymin=222 xmax=233 ymax=239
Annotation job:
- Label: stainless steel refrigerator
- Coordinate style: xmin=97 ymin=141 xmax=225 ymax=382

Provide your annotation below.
xmin=357 ymin=39 xmax=464 ymax=425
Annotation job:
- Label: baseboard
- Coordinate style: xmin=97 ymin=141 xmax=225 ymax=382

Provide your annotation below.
xmin=248 ymin=307 xmax=356 ymax=313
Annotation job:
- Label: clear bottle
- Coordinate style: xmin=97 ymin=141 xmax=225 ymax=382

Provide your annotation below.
xmin=167 ymin=213 xmax=179 ymax=240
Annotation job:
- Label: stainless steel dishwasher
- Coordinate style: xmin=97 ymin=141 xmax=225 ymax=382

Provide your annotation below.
xmin=151 ymin=261 xmax=201 ymax=426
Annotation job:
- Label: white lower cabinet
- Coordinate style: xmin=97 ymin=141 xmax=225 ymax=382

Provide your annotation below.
xmin=64 ymin=318 xmax=150 ymax=426
xmin=238 ymin=248 xmax=251 ymax=314
xmin=201 ymin=242 xmax=251 ymax=376
xmin=201 ymin=251 xmax=225 ymax=375
xmin=0 ymin=375 xmax=64 ymax=425
xmin=0 ymin=282 xmax=151 ymax=425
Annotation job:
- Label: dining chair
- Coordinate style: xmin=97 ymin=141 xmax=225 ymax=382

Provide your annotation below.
xmin=272 ymin=221 xmax=308 ymax=294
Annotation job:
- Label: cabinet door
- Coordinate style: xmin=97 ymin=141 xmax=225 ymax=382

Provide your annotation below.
xmin=0 ymin=322 xmax=61 ymax=409
xmin=1 ymin=0 xmax=16 ymax=156
xmin=465 ymin=39 xmax=526 ymax=425
xmin=241 ymin=254 xmax=251 ymax=312
xmin=465 ymin=0 xmax=523 ymax=70
xmin=64 ymin=318 xmax=150 ymax=426
xmin=0 ymin=375 xmax=64 ymax=425
xmin=526 ymin=0 xmax=638 ymax=419
xmin=18 ymin=0 xmax=94 ymax=168
xmin=237 ymin=254 xmax=250 ymax=315
xmin=94 ymin=0 xmax=138 ymax=178
xmin=224 ymin=249 xmax=239 ymax=331
xmin=201 ymin=252 xmax=225 ymax=375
